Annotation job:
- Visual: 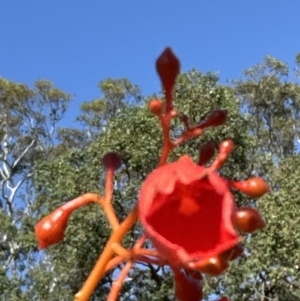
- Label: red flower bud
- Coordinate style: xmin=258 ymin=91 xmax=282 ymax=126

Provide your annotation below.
xmin=102 ymin=152 xmax=122 ymax=171
xmin=149 ymin=99 xmax=163 ymax=116
xmin=230 ymin=177 xmax=269 ymax=199
xmin=200 ymin=110 xmax=228 ymax=128
xmin=219 ymin=139 xmax=234 ymax=156
xmin=35 ymin=194 xmax=96 ymax=250
xmin=156 ymin=47 xmax=180 ymax=92
xmin=191 ymin=255 xmax=229 ymax=276
xmin=35 ymin=208 xmax=71 ymax=249
xmin=138 ymin=155 xmax=240 ymax=267
xmin=233 ymin=207 xmax=266 ymax=233
xmin=198 ymin=141 xmax=215 ymax=165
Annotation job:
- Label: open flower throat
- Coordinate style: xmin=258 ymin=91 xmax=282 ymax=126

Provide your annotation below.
xmin=139 ymin=155 xmax=240 ymax=265
xmin=35 ymin=48 xmax=270 ymax=301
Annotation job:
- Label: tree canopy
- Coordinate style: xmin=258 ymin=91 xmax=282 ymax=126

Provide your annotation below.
xmin=1 ymin=53 xmax=300 ymax=300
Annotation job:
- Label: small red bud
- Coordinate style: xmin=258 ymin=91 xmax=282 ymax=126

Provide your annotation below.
xmin=156 ymin=47 xmax=180 ymax=92
xmin=191 ymin=255 xmax=229 ymax=276
xmin=102 ymin=152 xmax=122 ymax=171
xmin=35 ymin=208 xmax=70 ymax=249
xmin=170 ymin=109 xmax=178 ymax=117
xmin=219 ymin=139 xmax=234 ymax=155
xmin=35 ymin=195 xmax=95 ymax=250
xmin=149 ymin=99 xmax=163 ymax=115
xmin=234 ymin=207 xmax=266 ymax=233
xmin=200 ymin=110 xmax=228 ymax=128
xmin=198 ymin=141 xmax=215 ymax=165
xmin=230 ymin=177 xmax=269 ymax=198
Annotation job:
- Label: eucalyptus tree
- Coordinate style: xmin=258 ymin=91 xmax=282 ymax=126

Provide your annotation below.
xmin=0 ymin=78 xmax=71 ymax=300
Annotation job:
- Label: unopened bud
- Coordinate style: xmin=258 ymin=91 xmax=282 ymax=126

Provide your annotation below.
xmin=233 ymin=207 xmax=266 ymax=233
xmin=219 ymin=139 xmax=234 ymax=155
xmin=190 ymin=255 xmax=229 ymax=276
xmin=198 ymin=141 xmax=215 ymax=165
xmin=149 ymin=99 xmax=163 ymax=115
xmin=156 ymin=47 xmax=180 ymax=92
xmin=200 ymin=110 xmax=228 ymax=128
xmin=230 ymin=177 xmax=269 ymax=198
xmin=102 ymin=152 xmax=122 ymax=171
xmin=35 ymin=208 xmax=70 ymax=249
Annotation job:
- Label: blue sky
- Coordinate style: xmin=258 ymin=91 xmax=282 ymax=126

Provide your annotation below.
xmin=1 ymin=1 xmax=300 ymax=127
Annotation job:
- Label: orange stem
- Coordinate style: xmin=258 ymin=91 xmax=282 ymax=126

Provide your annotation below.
xmin=133 ymin=248 xmax=159 ymax=258
xmin=102 ymin=203 xmax=120 ymax=231
xmin=105 ymin=169 xmax=114 ymax=200
xmin=133 ymin=234 xmax=146 ymax=249
xmin=165 ymin=89 xmax=173 ymax=113
xmin=104 ymin=255 xmax=125 ymax=273
xmin=74 ymin=87 xmax=180 ymax=300
xmin=158 ymin=115 xmax=174 ymax=167
xmin=62 ymin=193 xmax=104 ymax=212
xmin=209 ymin=152 xmax=228 ymax=171
xmin=107 ymin=260 xmax=134 ymax=301
xmin=134 ymin=255 xmax=167 ymax=266
xmin=173 ymin=128 xmax=203 ymax=147
xmin=111 ymin=243 xmax=130 ymax=258
xmin=103 ymin=168 xmax=119 ymax=230
xmin=74 ymin=205 xmax=138 ymax=301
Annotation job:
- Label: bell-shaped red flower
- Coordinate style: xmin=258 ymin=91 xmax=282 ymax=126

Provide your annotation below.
xmin=138 ymin=155 xmax=240 ymax=269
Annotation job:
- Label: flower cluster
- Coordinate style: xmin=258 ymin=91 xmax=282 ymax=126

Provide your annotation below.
xmin=35 ymin=48 xmax=269 ymax=301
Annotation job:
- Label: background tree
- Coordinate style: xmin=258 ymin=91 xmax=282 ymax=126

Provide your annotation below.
xmin=0 ymin=78 xmax=71 ymax=300
xmin=2 ymin=54 xmax=300 ymax=301
xmin=214 ymin=54 xmax=300 ymax=301
xmin=34 ymin=72 xmax=250 ymax=300
xmin=75 ymin=78 xmax=142 ymax=141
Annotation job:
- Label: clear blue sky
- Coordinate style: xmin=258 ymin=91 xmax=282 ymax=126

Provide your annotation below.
xmin=1 ymin=1 xmax=300 ymax=126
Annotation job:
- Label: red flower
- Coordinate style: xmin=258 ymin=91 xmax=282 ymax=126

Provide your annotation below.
xmin=138 ymin=155 xmax=240 ymax=271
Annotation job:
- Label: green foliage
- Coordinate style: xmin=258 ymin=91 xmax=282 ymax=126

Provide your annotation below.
xmin=214 ymin=155 xmax=300 ymax=301
xmin=32 ymin=72 xmax=251 ymax=300
xmin=2 ymin=54 xmax=300 ymax=301
xmin=0 ymin=77 xmax=71 ymax=301
xmin=206 ymin=55 xmax=300 ymax=301
xmin=234 ymin=55 xmax=300 ymax=162
xmin=77 ymin=78 xmax=142 ymax=140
